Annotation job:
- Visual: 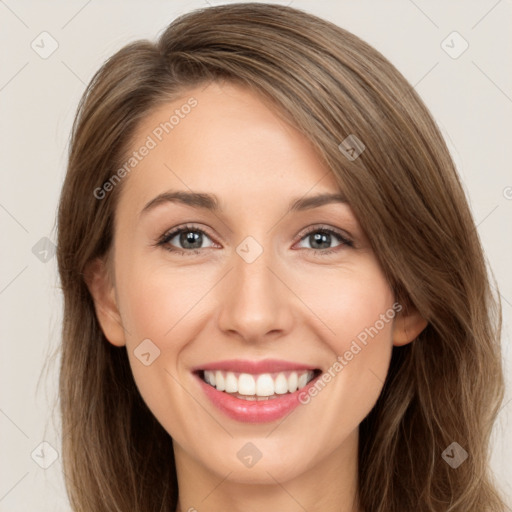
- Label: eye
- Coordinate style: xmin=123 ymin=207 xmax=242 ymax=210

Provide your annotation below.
xmin=156 ymin=224 xmax=217 ymax=256
xmin=155 ymin=223 xmax=353 ymax=257
xmin=295 ymin=226 xmax=353 ymax=255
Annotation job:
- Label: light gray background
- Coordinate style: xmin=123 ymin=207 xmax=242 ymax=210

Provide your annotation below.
xmin=1 ymin=1 xmax=511 ymax=510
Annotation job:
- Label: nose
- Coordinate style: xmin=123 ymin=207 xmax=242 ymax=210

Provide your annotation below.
xmin=216 ymin=243 xmax=294 ymax=344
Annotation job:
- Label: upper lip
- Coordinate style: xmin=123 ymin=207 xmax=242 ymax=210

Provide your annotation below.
xmin=192 ymin=359 xmax=320 ymax=374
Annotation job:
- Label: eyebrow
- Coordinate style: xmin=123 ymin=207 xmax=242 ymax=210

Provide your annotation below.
xmin=139 ymin=190 xmax=348 ymax=217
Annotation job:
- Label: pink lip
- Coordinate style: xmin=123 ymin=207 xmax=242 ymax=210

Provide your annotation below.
xmin=192 ymin=358 xmax=319 ymax=374
xmin=193 ymin=368 xmax=322 ymax=424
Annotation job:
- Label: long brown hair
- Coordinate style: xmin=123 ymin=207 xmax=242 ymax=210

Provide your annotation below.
xmin=56 ymin=3 xmax=507 ymax=511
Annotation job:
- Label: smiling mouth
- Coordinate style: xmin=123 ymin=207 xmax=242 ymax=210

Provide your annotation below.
xmin=195 ymin=369 xmax=322 ymax=401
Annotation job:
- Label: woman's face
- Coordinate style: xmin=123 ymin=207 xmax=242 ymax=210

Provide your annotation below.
xmin=89 ymin=81 xmax=423 ymax=485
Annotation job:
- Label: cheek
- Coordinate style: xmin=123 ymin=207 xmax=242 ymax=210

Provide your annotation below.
xmin=116 ymin=257 xmax=201 ymax=343
xmin=116 ymin=267 xmax=196 ymax=438
xmin=295 ymin=264 xmax=396 ymax=422
xmin=297 ymin=262 xmax=395 ymax=355
xmin=334 ymin=281 xmax=395 ymax=362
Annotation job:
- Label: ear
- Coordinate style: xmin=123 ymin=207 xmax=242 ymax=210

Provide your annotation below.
xmin=392 ymin=303 xmax=428 ymax=347
xmin=83 ymin=257 xmax=126 ymax=347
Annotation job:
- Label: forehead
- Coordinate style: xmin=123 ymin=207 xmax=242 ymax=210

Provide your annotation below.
xmin=118 ymin=81 xmax=344 ymax=213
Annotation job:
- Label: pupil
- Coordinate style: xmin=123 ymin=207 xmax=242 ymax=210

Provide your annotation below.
xmin=311 ymin=232 xmax=330 ymax=249
xmin=181 ymin=231 xmax=202 ymax=249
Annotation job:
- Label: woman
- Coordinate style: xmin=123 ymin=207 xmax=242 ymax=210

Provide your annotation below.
xmin=56 ymin=3 xmax=507 ymax=511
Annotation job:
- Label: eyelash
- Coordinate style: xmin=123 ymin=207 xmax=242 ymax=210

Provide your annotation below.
xmin=155 ymin=223 xmax=354 ymax=257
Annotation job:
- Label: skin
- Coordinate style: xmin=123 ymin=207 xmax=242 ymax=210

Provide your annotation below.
xmin=86 ymin=81 xmax=427 ymax=512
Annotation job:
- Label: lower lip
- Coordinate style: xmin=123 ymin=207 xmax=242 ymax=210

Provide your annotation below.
xmin=195 ymin=372 xmax=320 ymax=423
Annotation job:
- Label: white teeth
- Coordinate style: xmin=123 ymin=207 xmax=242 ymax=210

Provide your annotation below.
xmin=238 ymin=373 xmax=256 ymax=395
xmin=255 ymin=374 xmax=274 ymax=396
xmin=225 ymin=372 xmax=238 ymax=393
xmin=215 ymin=370 xmax=225 ymax=391
xmin=288 ymin=372 xmax=298 ymax=392
xmin=202 ymin=369 xmax=316 ymax=396
xmin=274 ymin=373 xmax=289 ymax=394
xmin=297 ymin=372 xmax=309 ymax=389
xmin=204 ymin=371 xmax=215 ymax=386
